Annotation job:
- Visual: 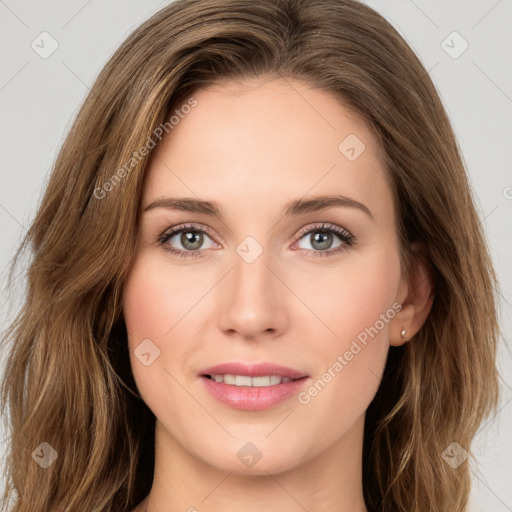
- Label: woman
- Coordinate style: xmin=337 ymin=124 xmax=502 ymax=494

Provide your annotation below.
xmin=0 ymin=0 xmax=501 ymax=511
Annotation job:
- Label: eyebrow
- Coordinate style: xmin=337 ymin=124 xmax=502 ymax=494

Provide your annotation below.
xmin=143 ymin=194 xmax=374 ymax=222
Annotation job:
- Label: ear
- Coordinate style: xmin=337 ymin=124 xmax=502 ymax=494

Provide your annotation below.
xmin=390 ymin=241 xmax=435 ymax=346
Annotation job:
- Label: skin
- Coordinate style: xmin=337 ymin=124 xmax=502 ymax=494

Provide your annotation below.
xmin=124 ymin=77 xmax=433 ymax=512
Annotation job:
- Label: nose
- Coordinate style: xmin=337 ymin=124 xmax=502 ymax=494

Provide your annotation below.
xmin=217 ymin=247 xmax=289 ymax=340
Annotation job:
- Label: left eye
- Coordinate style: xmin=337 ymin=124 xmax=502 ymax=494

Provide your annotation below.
xmin=292 ymin=223 xmax=355 ymax=256
xmin=296 ymin=228 xmax=346 ymax=252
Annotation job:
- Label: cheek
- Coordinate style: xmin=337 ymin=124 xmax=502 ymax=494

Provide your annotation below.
xmin=123 ymin=252 xmax=222 ymax=412
xmin=294 ymin=247 xmax=401 ymax=344
xmin=123 ymin=253 xmax=208 ymax=343
xmin=123 ymin=259 xmax=165 ymax=345
xmin=122 ymin=255 xmax=192 ymax=397
xmin=293 ymin=248 xmax=401 ymax=416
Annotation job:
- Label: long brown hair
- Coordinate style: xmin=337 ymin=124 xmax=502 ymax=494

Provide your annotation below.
xmin=1 ymin=1 xmax=501 ymax=510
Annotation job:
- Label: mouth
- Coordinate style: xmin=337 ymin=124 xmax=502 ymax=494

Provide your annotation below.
xmin=201 ymin=374 xmax=308 ymax=387
xmin=199 ymin=361 xmax=308 ymax=381
xmin=198 ymin=362 xmax=310 ymax=410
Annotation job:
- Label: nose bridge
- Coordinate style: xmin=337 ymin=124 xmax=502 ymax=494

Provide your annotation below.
xmin=233 ymin=245 xmax=270 ymax=291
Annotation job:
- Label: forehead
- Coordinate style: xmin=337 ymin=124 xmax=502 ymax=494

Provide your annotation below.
xmin=142 ymin=78 xmax=393 ymax=225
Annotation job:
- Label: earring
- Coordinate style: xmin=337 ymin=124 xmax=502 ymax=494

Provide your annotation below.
xmin=400 ymin=329 xmax=406 ymax=338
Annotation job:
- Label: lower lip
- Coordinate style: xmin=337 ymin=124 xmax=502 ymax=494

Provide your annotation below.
xmin=200 ymin=375 xmax=310 ymax=411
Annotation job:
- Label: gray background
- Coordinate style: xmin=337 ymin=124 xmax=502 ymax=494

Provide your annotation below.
xmin=1 ymin=1 xmax=511 ymax=510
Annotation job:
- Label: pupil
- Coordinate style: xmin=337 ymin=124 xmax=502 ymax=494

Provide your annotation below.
xmin=181 ymin=231 xmax=203 ymax=250
xmin=312 ymin=231 xmax=332 ymax=250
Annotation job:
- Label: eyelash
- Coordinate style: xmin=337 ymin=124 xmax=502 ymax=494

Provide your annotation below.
xmin=156 ymin=222 xmax=355 ymax=260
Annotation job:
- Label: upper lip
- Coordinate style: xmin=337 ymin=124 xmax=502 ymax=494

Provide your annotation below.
xmin=200 ymin=362 xmax=308 ymax=380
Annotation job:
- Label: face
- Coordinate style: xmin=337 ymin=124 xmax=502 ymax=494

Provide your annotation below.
xmin=123 ymin=78 xmax=405 ymax=475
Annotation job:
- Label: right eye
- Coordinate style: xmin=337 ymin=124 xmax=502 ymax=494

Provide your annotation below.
xmin=157 ymin=224 xmax=219 ymax=259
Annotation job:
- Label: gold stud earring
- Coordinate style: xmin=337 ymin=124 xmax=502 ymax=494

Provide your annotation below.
xmin=400 ymin=329 xmax=407 ymax=338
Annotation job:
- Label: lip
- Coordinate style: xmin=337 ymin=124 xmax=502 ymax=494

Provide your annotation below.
xmin=199 ymin=362 xmax=308 ymax=380
xmin=199 ymin=361 xmax=310 ymax=411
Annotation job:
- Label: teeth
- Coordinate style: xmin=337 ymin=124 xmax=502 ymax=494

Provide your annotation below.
xmin=208 ymin=374 xmax=295 ymax=387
